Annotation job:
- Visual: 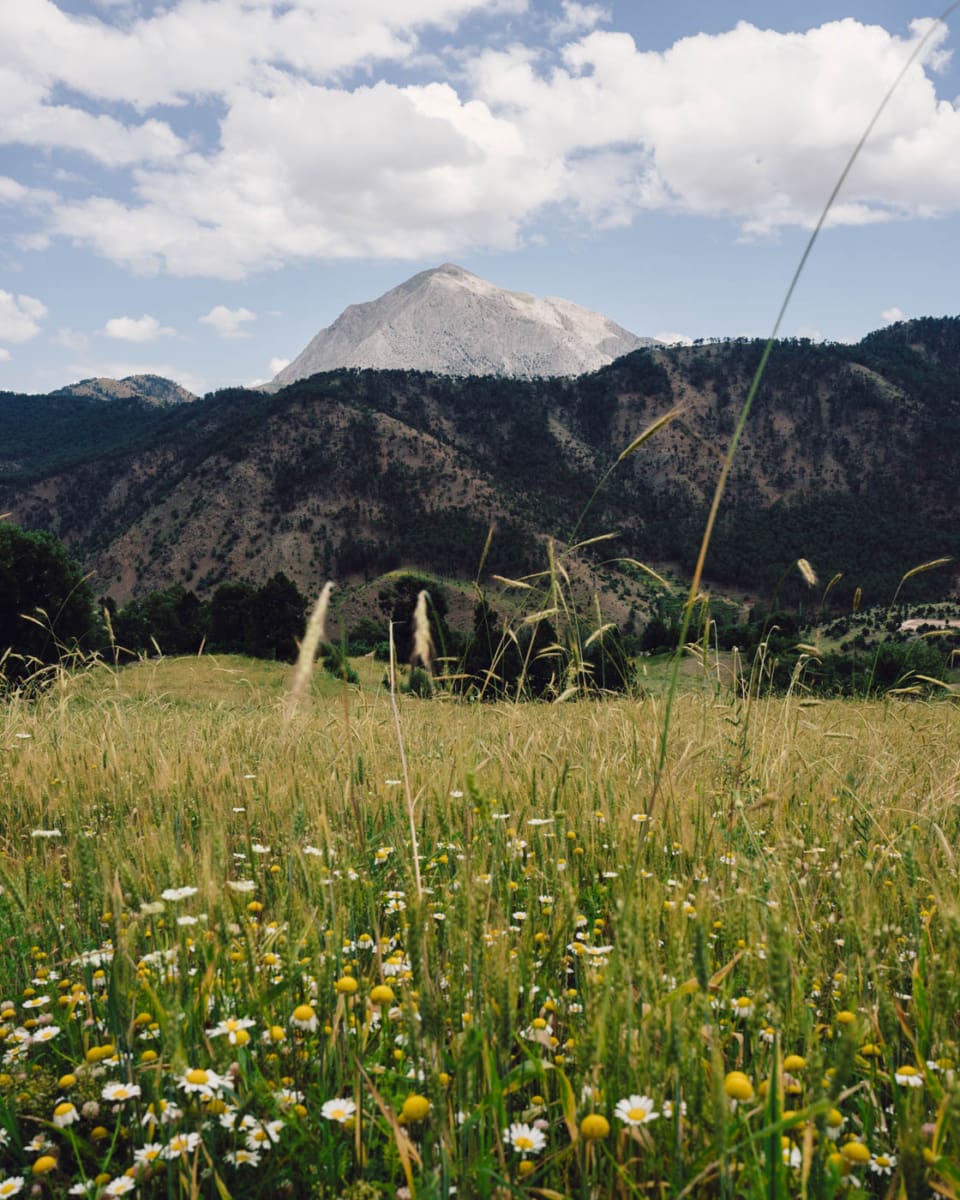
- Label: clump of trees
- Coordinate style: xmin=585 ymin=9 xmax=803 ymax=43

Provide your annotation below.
xmin=110 ymin=572 xmax=308 ymax=661
xmin=0 ymin=524 xmax=99 ymax=687
xmin=458 ymin=598 xmax=635 ymax=700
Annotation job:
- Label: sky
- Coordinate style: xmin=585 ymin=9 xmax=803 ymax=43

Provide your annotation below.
xmin=2 ymin=0 xmax=960 ymax=395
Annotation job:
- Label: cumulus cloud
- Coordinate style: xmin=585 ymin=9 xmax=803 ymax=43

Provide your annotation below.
xmin=268 ymin=356 xmax=290 ymax=374
xmin=0 ymin=348 xmax=11 ymax=362
xmin=51 ymin=77 xmax=558 ymax=275
xmin=0 ymin=291 xmax=47 ymax=343
xmin=0 ymin=0 xmax=525 ymax=109
xmin=881 ymin=305 xmax=907 ymax=323
xmin=654 ymin=331 xmax=694 ymax=346
xmin=4 ymin=8 xmax=960 ymax=278
xmin=199 ymin=305 xmax=257 ymax=338
xmin=470 ymin=18 xmax=960 ymax=235
xmin=103 ymin=314 xmax=175 ymax=342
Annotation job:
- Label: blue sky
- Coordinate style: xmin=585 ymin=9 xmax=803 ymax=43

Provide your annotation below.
xmin=2 ymin=0 xmax=959 ymax=395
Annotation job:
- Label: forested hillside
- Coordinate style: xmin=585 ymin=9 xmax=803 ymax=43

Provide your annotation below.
xmin=2 ymin=317 xmax=958 ymax=610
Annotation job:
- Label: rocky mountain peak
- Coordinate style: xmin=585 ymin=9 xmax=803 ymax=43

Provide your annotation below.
xmin=268 ymin=264 xmax=656 ymax=389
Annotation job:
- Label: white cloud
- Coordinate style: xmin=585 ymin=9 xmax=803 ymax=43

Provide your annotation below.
xmin=268 ymin=356 xmax=290 ymax=374
xmin=0 ymin=291 xmax=47 ymax=343
xmin=0 ymin=0 xmax=526 ymax=109
xmin=654 ymin=331 xmax=693 ymax=346
xmin=55 ymin=327 xmax=88 ymax=351
xmin=4 ymin=103 xmax=185 ymax=167
xmin=0 ymin=347 xmax=11 ymax=362
xmin=5 ymin=9 xmax=960 ymax=280
xmin=103 ymin=314 xmax=175 ymax=342
xmin=16 ymin=233 xmax=51 ymax=251
xmin=881 ymin=305 xmax=907 ymax=324
xmin=551 ymin=2 xmax=610 ymax=40
xmin=470 ymin=18 xmax=960 ymax=235
xmin=52 ymin=77 xmax=559 ymax=275
xmin=200 ymin=305 xmax=257 ymax=338
xmin=0 ymin=175 xmax=30 ymax=204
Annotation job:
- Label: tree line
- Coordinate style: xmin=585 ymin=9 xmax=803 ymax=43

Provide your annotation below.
xmin=1 ymin=522 xmax=955 ymax=699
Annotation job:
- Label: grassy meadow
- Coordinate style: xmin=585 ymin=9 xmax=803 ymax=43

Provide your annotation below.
xmin=0 ymin=653 xmax=956 ymax=1198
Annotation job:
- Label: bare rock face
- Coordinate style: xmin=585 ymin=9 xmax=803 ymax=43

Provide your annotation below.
xmin=269 ymin=263 xmax=655 ymax=388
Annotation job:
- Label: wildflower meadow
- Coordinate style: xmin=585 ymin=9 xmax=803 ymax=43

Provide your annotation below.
xmin=0 ymin=654 xmax=956 ymax=1198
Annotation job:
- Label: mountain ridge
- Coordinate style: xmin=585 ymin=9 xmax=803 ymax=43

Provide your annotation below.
xmin=2 ymin=317 xmax=959 ymax=618
xmin=53 ymin=374 xmax=197 ymax=407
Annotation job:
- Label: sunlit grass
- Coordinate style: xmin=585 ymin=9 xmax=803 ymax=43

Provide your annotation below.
xmin=0 ymin=662 xmax=956 ymax=1197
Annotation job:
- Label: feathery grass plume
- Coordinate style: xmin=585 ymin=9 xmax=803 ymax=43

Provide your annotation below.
xmin=891 ymin=557 xmax=953 ymax=605
xmin=821 ymin=571 xmax=843 ymax=606
xmin=282 ymin=581 xmax=332 ymax=726
xmin=566 ymin=407 xmax=685 ymax=548
xmin=616 ymin=404 xmax=686 ymax=463
xmin=474 ymin=522 xmax=495 ymax=585
xmin=797 ymin=558 xmax=818 ymax=588
xmin=490 ymin=574 xmax=534 ymax=589
xmin=616 ymin=558 xmax=674 ymax=593
xmin=411 ymin=589 xmax=433 ymax=672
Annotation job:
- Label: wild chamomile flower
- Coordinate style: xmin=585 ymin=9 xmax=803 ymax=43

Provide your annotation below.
xmin=894 ymin=1065 xmax=923 ymax=1087
xmin=102 ymin=1178 xmax=136 ymax=1197
xmin=291 ymin=1004 xmax=318 ymax=1031
xmin=614 ymin=1095 xmax=660 ymax=1126
xmin=782 ymin=1138 xmax=802 ymax=1169
xmin=30 ymin=1025 xmax=60 ymax=1044
xmin=133 ymin=1144 xmax=163 ymax=1167
xmin=723 ymin=1071 xmax=754 ymax=1110
xmin=52 ymin=1101 xmax=79 ymax=1128
xmin=206 ymin=1016 xmax=256 ymax=1044
xmin=178 ymin=1067 xmax=224 ymax=1098
xmin=0 ymin=1178 xmax=24 ymax=1198
xmin=321 ymin=1097 xmax=356 ymax=1123
xmin=163 ymin=1131 xmax=202 ymax=1158
xmin=732 ymin=996 xmax=755 ymax=1019
xmin=826 ymin=1109 xmax=845 ymax=1140
xmin=870 ymin=1152 xmax=897 ymax=1175
xmin=242 ymin=1116 xmax=284 ymax=1151
xmin=142 ymin=1099 xmax=182 ymax=1127
xmin=225 ymin=1149 xmax=262 ymax=1167
xmin=160 ymin=887 xmax=198 ymax=902
xmin=503 ymin=1122 xmax=547 ymax=1155
xmin=101 ymin=1081 xmax=141 ymax=1103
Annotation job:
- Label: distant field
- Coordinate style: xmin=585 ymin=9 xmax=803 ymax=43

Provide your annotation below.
xmin=0 ymin=658 xmax=957 ymax=1198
